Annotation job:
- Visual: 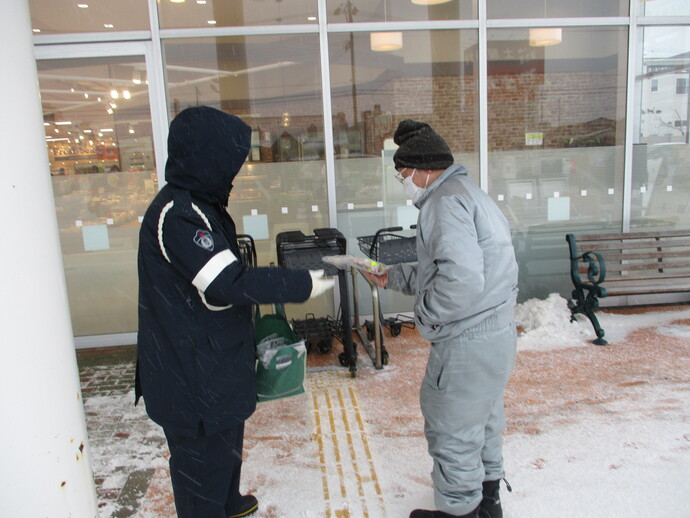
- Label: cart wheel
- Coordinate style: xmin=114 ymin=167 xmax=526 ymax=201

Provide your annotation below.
xmin=317 ymin=339 xmax=332 ymax=354
xmin=338 ymin=352 xmax=349 ymax=367
xmin=390 ymin=323 xmax=402 ymax=337
xmin=305 ymin=341 xmax=313 ymax=354
xmin=350 ymin=368 xmax=357 ymax=378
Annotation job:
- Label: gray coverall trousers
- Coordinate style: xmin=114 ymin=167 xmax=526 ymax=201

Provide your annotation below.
xmin=421 ymin=315 xmax=517 ymax=516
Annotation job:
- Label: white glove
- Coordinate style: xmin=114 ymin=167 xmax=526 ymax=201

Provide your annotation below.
xmin=309 ymin=269 xmax=336 ymax=299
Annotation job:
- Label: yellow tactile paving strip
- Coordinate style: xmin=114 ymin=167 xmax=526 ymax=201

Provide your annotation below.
xmin=308 ymin=371 xmax=386 ymax=518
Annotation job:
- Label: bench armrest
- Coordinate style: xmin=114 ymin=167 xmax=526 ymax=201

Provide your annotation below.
xmin=566 ymin=234 xmax=607 ymax=297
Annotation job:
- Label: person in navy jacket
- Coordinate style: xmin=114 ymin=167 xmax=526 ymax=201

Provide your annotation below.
xmin=136 ymin=106 xmax=333 ymax=518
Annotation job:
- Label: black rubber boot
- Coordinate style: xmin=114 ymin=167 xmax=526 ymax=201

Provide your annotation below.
xmin=228 ymin=494 xmax=258 ymax=518
xmin=409 ymin=505 xmax=479 ymax=518
xmin=478 ymin=479 xmax=511 ymax=518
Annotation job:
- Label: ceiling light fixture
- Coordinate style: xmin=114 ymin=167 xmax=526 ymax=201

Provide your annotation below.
xmin=529 ymin=0 xmax=562 ymax=47
xmin=371 ymin=0 xmax=403 ymax=52
xmin=528 ymin=27 xmax=562 ymax=46
xmin=411 ymin=0 xmax=452 ymax=4
xmin=170 ymin=0 xmax=186 ymax=3
xmin=207 ymin=20 xmax=217 ymax=24
xmin=77 ymin=3 xmax=89 ymax=8
xmin=371 ymin=32 xmax=403 ymax=51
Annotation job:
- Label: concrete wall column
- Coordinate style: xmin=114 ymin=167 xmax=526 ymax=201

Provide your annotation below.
xmin=0 ymin=2 xmax=98 ymax=517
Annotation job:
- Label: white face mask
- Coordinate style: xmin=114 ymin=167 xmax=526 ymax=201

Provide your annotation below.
xmin=402 ymin=169 xmax=428 ymax=203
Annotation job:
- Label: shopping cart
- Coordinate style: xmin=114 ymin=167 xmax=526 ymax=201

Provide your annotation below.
xmin=276 ymin=228 xmax=357 ymax=376
xmin=237 ymin=234 xmax=257 ymax=267
xmin=352 ymin=226 xmax=417 ymax=368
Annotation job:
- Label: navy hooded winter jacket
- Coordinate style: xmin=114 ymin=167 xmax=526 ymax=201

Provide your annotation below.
xmin=136 ymin=106 xmax=312 ymax=437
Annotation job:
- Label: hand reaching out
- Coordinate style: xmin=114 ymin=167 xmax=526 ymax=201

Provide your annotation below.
xmin=362 ymin=270 xmax=388 ymax=288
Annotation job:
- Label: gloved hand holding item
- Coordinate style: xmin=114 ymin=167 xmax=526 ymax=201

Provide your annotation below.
xmin=309 ymin=269 xmax=336 ymax=299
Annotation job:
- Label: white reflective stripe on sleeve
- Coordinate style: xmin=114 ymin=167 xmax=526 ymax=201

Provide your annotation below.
xmin=192 ymin=248 xmax=238 ymax=292
xmin=197 ymin=289 xmax=233 ymax=311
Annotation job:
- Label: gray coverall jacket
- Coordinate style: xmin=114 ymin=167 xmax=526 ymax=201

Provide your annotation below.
xmin=386 ymin=164 xmax=519 ymax=516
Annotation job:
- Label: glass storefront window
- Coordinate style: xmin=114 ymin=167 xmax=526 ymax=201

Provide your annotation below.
xmin=487 ymin=0 xmax=627 ymax=19
xmin=163 ymin=34 xmax=332 ymax=316
xmin=158 ymin=0 xmax=318 ymax=29
xmin=631 ymin=26 xmax=690 ymax=230
xmin=639 ymin=0 xmax=690 ymax=17
xmin=487 ymin=27 xmax=628 ymax=300
xmin=38 ymin=55 xmax=158 ymax=335
xmin=328 ymin=29 xmax=479 ymax=313
xmin=28 ymin=0 xmax=149 ymax=35
xmin=326 ymin=0 xmax=477 ymax=23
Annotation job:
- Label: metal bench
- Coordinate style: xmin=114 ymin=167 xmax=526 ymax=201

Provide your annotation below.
xmin=566 ymin=230 xmax=690 ymax=345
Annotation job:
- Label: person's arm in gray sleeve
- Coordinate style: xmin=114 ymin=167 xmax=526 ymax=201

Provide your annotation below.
xmin=415 ymin=196 xmax=484 ymax=328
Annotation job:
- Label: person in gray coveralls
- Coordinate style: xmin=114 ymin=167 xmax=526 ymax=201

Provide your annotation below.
xmin=364 ymin=120 xmax=519 ymax=518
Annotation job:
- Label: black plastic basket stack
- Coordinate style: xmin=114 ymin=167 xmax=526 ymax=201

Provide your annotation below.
xmin=357 ymin=227 xmax=417 ymax=264
xmin=277 ymin=229 xmax=343 ymax=275
xmin=276 ymin=228 xmax=357 ymax=375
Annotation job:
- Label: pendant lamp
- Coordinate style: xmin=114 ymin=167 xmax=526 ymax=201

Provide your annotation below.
xmin=411 ymin=0 xmax=452 ymax=4
xmin=528 ymin=27 xmax=562 ymax=47
xmin=371 ymin=0 xmax=403 ymax=51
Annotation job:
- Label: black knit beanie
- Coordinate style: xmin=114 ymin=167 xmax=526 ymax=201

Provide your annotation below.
xmin=393 ymin=119 xmax=454 ymax=170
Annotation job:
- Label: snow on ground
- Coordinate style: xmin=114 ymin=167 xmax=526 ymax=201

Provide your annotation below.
xmin=516 ymin=292 xmax=690 ymax=350
xmin=84 ymin=295 xmax=690 ymax=517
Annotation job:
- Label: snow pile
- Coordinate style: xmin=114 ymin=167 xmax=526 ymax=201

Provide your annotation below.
xmin=515 ymin=293 xmax=592 ymax=351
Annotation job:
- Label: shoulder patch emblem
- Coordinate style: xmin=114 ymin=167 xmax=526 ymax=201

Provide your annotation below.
xmin=193 ymin=230 xmax=215 ymax=251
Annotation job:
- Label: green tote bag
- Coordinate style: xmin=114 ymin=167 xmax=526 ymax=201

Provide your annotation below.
xmin=254 ymin=305 xmax=307 ymax=402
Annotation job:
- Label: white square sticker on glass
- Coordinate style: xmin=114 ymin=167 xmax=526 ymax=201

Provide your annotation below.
xmin=281 ymin=207 xmax=288 ymax=214
xmin=547 ymin=196 xmax=570 ymax=222
xmin=347 ymin=203 xmax=354 ymax=210
xmin=242 ymin=214 xmax=269 ymax=240
xmin=312 ymin=205 xmax=318 ymax=212
xmin=397 ymin=205 xmax=419 ymax=229
xmin=82 ymin=224 xmax=110 ymax=251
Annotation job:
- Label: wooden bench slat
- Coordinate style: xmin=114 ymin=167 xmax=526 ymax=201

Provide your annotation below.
xmin=600 ymin=271 xmax=690 ymax=282
xmin=578 ymin=261 xmax=690 ymax=273
xmin=580 ymin=239 xmax=690 ymax=251
xmin=588 ymin=250 xmax=690 ymax=261
xmin=606 ymin=286 xmax=690 ymax=296
xmin=576 ymin=230 xmax=690 ymax=241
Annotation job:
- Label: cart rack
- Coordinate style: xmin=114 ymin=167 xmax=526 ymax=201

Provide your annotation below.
xmin=276 ymin=228 xmax=357 ymax=376
xmin=237 ymin=234 xmax=257 ymax=267
xmin=353 ymin=226 xmax=417 ymax=369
